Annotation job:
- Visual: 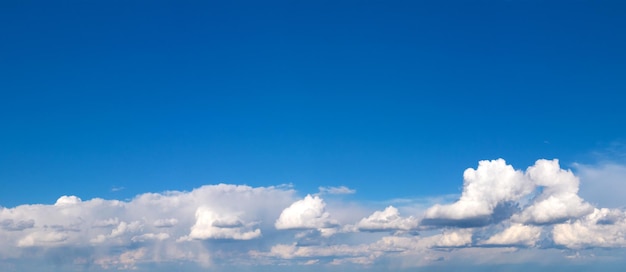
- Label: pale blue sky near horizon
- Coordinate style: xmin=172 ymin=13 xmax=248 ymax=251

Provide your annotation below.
xmin=1 ymin=1 xmax=626 ymax=271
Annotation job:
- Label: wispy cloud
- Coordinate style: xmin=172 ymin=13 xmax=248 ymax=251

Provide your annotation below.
xmin=576 ymin=162 xmax=626 ymax=208
xmin=318 ymin=186 xmax=356 ymax=195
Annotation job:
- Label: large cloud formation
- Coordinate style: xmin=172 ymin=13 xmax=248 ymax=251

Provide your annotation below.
xmin=0 ymin=184 xmax=296 ymax=269
xmin=423 ymin=159 xmax=533 ymax=226
xmin=1 ymin=159 xmax=625 ymax=271
xmin=423 ymin=159 xmax=594 ymax=227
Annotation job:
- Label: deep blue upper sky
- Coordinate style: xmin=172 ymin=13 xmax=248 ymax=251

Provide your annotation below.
xmin=1 ymin=0 xmax=625 ymax=207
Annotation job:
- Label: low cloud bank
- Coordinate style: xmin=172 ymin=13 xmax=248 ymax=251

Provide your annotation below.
xmin=1 ymin=159 xmax=625 ymax=270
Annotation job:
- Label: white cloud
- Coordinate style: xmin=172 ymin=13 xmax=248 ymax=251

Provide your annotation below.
xmin=424 ymin=159 xmax=595 ymax=227
xmin=354 ymin=206 xmax=418 ymax=232
xmin=94 ymin=247 xmax=147 ymax=270
xmin=433 ymin=229 xmax=473 ymax=248
xmin=92 ymin=218 xmax=120 ymax=228
xmin=90 ymin=220 xmax=149 ymax=244
xmin=480 ymin=224 xmax=542 ymax=247
xmin=369 ymin=230 xmax=472 ymax=252
xmin=54 ymin=195 xmax=82 ymax=206
xmin=553 ymin=208 xmax=626 ymax=249
xmin=131 ymin=232 xmax=170 ymax=242
xmin=252 ymin=228 xmax=473 ymax=266
xmin=318 ymin=186 xmax=356 ymax=195
xmin=512 ymin=194 xmax=592 ymax=224
xmin=153 ymin=218 xmax=178 ymax=228
xmin=259 ymin=243 xmax=372 ymax=259
xmin=0 ymin=184 xmax=295 ymax=269
xmin=423 ymin=159 xmax=532 ymax=224
xmin=275 ymin=195 xmax=339 ymax=230
xmin=512 ymin=159 xmax=594 ymax=224
xmin=187 ymin=207 xmax=261 ymax=240
xmin=1 ymin=158 xmax=626 ymax=270
xmin=111 ymin=221 xmax=143 ymax=238
xmin=17 ymin=231 xmax=69 ymax=247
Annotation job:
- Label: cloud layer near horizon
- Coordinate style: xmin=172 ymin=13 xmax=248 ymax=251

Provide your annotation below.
xmin=1 ymin=159 xmax=625 ymax=271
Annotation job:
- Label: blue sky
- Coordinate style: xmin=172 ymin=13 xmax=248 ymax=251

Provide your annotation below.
xmin=1 ymin=0 xmax=626 ymax=271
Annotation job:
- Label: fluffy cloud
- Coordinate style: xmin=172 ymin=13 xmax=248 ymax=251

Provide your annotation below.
xmin=512 ymin=159 xmax=594 ymax=224
xmin=423 ymin=159 xmax=533 ymax=225
xmin=553 ymin=208 xmax=626 ymax=249
xmin=354 ymin=206 xmax=418 ymax=232
xmin=275 ymin=195 xmax=339 ymax=230
xmin=186 ymin=207 xmax=261 ymax=240
xmin=480 ymin=224 xmax=542 ymax=247
xmin=90 ymin=220 xmax=143 ymax=244
xmin=54 ymin=195 xmax=82 ymax=206
xmin=1 ymin=159 xmax=626 ymax=271
xmin=432 ymin=229 xmax=473 ymax=248
xmin=0 ymin=184 xmax=295 ymax=270
xmin=424 ymin=159 xmax=595 ymax=227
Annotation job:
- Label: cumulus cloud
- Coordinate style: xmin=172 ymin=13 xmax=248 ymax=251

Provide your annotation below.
xmin=512 ymin=159 xmax=594 ymax=224
xmin=0 ymin=184 xmax=295 ymax=270
xmin=1 ymin=158 xmax=625 ymax=270
xmin=424 ymin=159 xmax=595 ymax=227
xmin=423 ymin=159 xmax=533 ymax=226
xmin=111 ymin=221 xmax=143 ymax=238
xmin=55 ymin=195 xmax=82 ymax=206
xmin=480 ymin=224 xmax=542 ymax=247
xmin=431 ymin=229 xmax=473 ymax=248
xmin=553 ymin=208 xmax=626 ymax=249
xmin=186 ymin=207 xmax=261 ymax=240
xmin=354 ymin=206 xmax=418 ymax=232
xmin=275 ymin=195 xmax=339 ymax=230
xmin=91 ymin=221 xmax=144 ymax=244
